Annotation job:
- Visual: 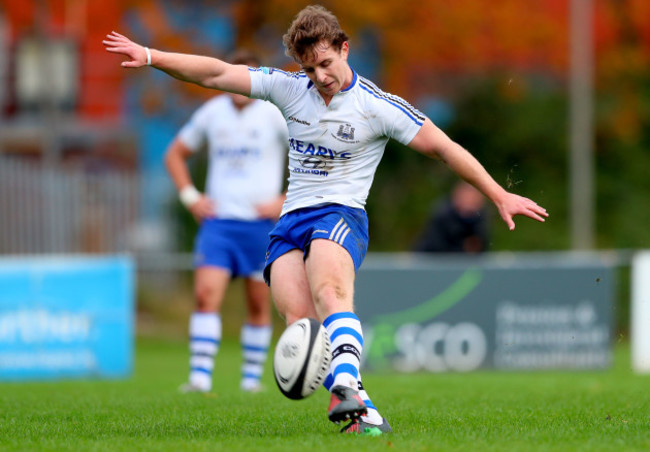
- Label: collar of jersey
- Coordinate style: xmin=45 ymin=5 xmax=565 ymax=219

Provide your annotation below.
xmin=340 ymin=68 xmax=358 ymax=92
xmin=306 ymin=68 xmax=358 ymax=94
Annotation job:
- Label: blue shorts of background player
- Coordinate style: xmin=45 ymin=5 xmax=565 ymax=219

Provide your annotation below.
xmin=195 ymin=218 xmax=276 ymax=279
xmin=263 ymin=204 xmax=369 ymax=285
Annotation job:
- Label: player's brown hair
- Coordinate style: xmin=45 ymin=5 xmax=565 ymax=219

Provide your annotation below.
xmin=282 ymin=5 xmax=349 ymax=63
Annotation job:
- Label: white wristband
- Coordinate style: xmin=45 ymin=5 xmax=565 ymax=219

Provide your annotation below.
xmin=144 ymin=47 xmax=151 ymax=66
xmin=179 ymin=185 xmax=201 ymax=208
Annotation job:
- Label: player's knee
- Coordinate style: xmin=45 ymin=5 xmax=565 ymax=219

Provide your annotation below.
xmin=247 ymin=296 xmax=270 ymax=317
xmin=311 ymin=281 xmax=348 ymax=308
xmin=279 ymin=302 xmax=315 ymax=325
xmin=194 ymin=284 xmax=214 ymax=311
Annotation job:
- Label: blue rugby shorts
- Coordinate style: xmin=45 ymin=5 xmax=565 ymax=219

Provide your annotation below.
xmin=263 ymin=204 xmax=369 ymax=285
xmin=194 ymin=218 xmax=275 ymax=280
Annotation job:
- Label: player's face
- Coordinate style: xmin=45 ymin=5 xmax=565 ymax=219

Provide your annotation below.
xmin=300 ymin=41 xmax=352 ymax=100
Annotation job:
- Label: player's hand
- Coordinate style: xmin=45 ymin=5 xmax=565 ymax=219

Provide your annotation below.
xmin=255 ymin=195 xmax=285 ymax=220
xmin=188 ymin=196 xmax=216 ymax=221
xmin=495 ymin=192 xmax=548 ymax=231
xmin=103 ymin=31 xmax=148 ymax=68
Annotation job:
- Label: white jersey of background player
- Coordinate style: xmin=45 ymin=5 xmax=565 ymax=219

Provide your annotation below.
xmin=105 ymin=5 xmax=548 ymax=435
xmin=179 ymin=94 xmax=287 ymax=220
xmin=165 ymin=51 xmax=288 ymax=394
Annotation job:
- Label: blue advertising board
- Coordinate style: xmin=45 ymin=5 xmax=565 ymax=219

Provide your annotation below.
xmin=0 ymin=255 xmax=135 ymax=380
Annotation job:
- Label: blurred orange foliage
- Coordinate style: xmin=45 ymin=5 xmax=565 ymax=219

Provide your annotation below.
xmin=235 ymin=0 xmax=650 ymax=101
xmin=2 ymin=0 xmax=649 ymax=120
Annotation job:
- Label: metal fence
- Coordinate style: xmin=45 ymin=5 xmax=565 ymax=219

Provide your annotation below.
xmin=0 ymin=156 xmax=138 ymax=254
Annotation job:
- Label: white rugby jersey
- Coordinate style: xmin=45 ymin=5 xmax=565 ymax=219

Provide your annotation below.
xmin=178 ymin=95 xmax=288 ymax=220
xmin=249 ymin=67 xmax=425 ymax=216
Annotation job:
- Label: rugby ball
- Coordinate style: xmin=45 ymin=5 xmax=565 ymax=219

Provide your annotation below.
xmin=273 ymin=318 xmax=331 ymax=400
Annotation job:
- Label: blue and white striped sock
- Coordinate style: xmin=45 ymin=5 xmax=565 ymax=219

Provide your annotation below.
xmin=322 ymin=312 xmax=383 ymax=425
xmin=188 ymin=312 xmax=221 ymax=391
xmin=323 ymin=312 xmax=363 ymax=390
xmin=240 ymin=323 xmax=272 ymax=391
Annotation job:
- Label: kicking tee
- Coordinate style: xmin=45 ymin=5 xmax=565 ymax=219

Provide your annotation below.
xmin=249 ymin=67 xmax=425 ymax=216
xmin=178 ymin=95 xmax=288 ymax=220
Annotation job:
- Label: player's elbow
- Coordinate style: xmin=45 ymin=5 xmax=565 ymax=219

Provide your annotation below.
xmin=163 ymin=140 xmax=185 ymax=168
xmin=200 ymin=61 xmax=239 ymax=91
xmin=422 ymin=146 xmax=446 ymax=162
xmin=198 ymin=75 xmax=222 ymax=90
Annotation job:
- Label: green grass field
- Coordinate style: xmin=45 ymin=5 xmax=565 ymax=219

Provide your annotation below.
xmin=1 ymin=338 xmax=648 ymax=451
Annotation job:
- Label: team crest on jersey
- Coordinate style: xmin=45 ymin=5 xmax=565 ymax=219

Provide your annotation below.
xmin=338 ymin=124 xmax=355 ymax=140
xmin=333 ymin=123 xmax=359 ymax=143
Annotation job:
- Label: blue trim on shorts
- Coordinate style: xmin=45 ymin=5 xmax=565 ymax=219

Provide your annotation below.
xmin=263 ymin=204 xmax=369 ymax=285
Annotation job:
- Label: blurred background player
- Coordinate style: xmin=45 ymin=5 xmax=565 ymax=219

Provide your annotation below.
xmin=413 ymin=181 xmax=490 ymax=254
xmin=164 ymin=50 xmax=289 ymax=393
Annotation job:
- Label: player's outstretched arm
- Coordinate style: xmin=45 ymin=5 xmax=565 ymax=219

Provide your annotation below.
xmin=409 ymin=119 xmax=549 ymax=231
xmin=102 ymin=31 xmax=251 ymax=95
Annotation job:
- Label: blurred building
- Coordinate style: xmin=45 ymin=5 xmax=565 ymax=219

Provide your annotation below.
xmin=0 ymin=1 xmax=137 ymax=254
xmin=0 ymin=1 xmax=245 ymax=255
